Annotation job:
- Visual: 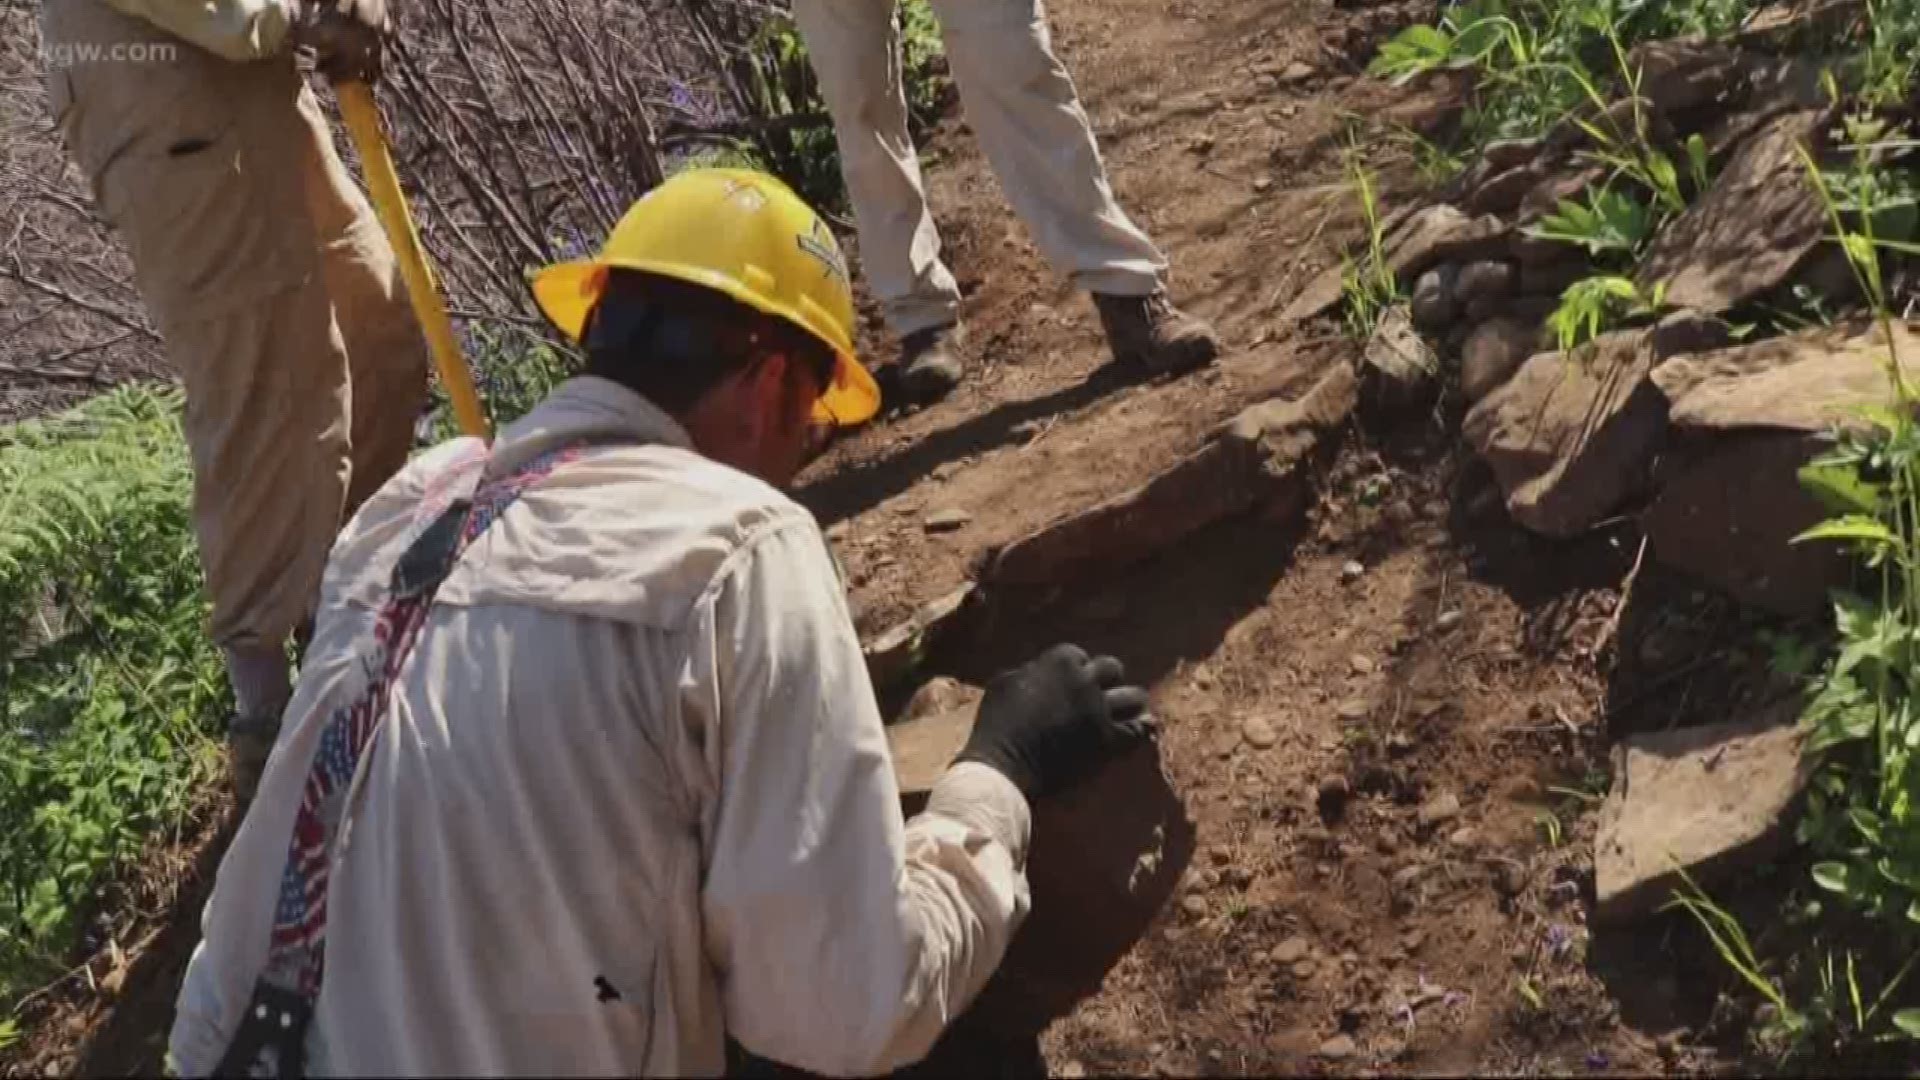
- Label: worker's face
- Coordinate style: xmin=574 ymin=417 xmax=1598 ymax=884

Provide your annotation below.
xmin=686 ymin=352 xmax=825 ymax=488
xmin=757 ymin=351 xmax=829 ymax=486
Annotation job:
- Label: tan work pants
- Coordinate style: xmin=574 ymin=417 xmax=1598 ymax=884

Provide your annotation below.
xmin=39 ymin=0 xmax=429 ymax=659
xmin=791 ymin=0 xmax=1169 ymax=336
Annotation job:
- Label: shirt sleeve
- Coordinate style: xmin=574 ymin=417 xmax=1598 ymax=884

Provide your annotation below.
xmin=94 ymin=0 xmax=292 ymax=61
xmin=691 ymin=515 xmax=1032 ymax=1077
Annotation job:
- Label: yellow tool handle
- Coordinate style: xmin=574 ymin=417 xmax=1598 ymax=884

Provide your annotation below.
xmin=335 ymin=79 xmax=491 ymax=441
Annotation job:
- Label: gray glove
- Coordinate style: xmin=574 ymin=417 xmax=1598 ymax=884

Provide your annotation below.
xmin=291 ymin=0 xmax=389 ymax=83
xmin=957 ymin=643 xmax=1154 ymax=800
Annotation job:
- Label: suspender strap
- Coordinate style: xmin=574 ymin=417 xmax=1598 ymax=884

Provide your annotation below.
xmin=215 ymin=442 xmax=596 ymax=1079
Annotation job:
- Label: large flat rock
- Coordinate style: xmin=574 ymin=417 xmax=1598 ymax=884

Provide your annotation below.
xmin=986 ymin=361 xmax=1357 ymax=587
xmin=1636 ymin=109 xmax=1828 ymax=313
xmin=1595 ymin=702 xmax=1808 ymax=923
xmin=1646 ymin=321 xmax=1919 ymax=614
xmin=1645 ymin=430 xmax=1849 ymax=615
xmin=1463 ymin=330 xmax=1667 ymax=537
xmin=1653 ymin=320 xmax=1920 ymax=431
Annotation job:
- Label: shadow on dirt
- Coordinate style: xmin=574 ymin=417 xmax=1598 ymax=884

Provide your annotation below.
xmin=798 ymin=359 xmax=1148 ymax=529
xmin=934 ymin=503 xmax=1310 ymax=691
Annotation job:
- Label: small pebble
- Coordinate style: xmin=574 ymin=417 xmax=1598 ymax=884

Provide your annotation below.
xmin=1341 ymin=559 xmax=1366 ymax=582
xmin=1316 ymin=1034 xmax=1356 ymax=1060
xmin=1254 ymin=177 xmax=1275 ymax=194
xmin=1419 ymin=790 xmax=1462 ymax=826
xmin=1292 ymin=959 xmax=1318 ymax=979
xmin=1241 ymin=715 xmax=1279 ymax=749
xmin=1182 ymin=895 xmax=1209 ymax=917
xmin=1350 ymin=653 xmax=1376 ymax=675
xmin=923 ymin=508 xmax=972 ymax=533
xmin=1273 ymin=936 xmax=1311 ymax=964
xmin=1436 ymin=609 xmax=1465 ymax=632
xmin=1338 ymin=699 xmax=1370 ymax=721
xmin=1496 ymin=863 xmax=1528 ymax=897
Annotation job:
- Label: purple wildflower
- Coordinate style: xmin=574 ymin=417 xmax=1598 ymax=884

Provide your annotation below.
xmin=1585 ymin=1049 xmax=1610 ymax=1071
xmin=1546 ymin=923 xmax=1575 ymax=960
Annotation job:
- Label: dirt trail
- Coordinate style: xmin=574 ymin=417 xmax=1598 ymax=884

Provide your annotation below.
xmin=805 ymin=0 xmax=1708 ymax=1072
xmin=15 ymin=0 xmax=1750 ymax=1074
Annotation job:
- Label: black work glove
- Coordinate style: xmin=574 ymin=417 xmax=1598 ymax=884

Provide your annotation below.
xmin=957 ymin=643 xmax=1155 ymax=800
xmin=292 ymin=0 xmax=389 ymax=83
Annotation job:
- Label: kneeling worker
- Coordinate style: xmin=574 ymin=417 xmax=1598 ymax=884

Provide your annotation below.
xmin=169 ymin=168 xmax=1154 ymax=1077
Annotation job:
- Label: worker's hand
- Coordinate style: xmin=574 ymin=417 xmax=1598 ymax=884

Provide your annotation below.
xmin=957 ymin=643 xmax=1154 ymax=800
xmin=292 ymin=0 xmax=389 ymax=84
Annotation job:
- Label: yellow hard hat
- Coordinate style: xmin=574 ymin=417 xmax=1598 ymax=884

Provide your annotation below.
xmin=531 ymin=168 xmax=879 ymax=427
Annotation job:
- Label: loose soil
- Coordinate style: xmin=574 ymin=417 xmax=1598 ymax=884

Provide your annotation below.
xmin=3 ymin=0 xmax=1807 ymax=1074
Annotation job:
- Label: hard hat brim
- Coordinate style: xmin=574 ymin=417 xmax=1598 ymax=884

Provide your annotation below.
xmin=532 ymin=257 xmax=881 ymax=428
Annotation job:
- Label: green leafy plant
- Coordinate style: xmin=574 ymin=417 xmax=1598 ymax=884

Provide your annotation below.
xmin=1669 ymin=873 xmax=1920 ymax=1059
xmin=1665 ymin=870 xmax=1804 ymax=1041
xmin=1526 ymin=186 xmax=1655 ymax=257
xmin=1367 ymin=0 xmax=1514 ymax=85
xmin=1339 ymin=152 xmax=1403 ymax=340
xmin=1790 ymin=142 xmax=1920 ymax=930
xmin=1561 ymin=29 xmax=1713 ymax=217
xmin=1651 ymin=0 xmax=1753 ymax=37
xmin=1547 ymin=274 xmax=1667 ymax=351
xmin=1536 ymin=809 xmax=1564 ymax=848
xmin=0 ymin=388 xmax=225 ymax=1001
xmin=1823 ymin=160 xmax=1920 ymax=248
xmin=1369 ymin=0 xmax=1756 ymax=161
xmin=1852 ymin=0 xmax=1920 ymax=111
xmin=1383 ymin=124 xmax=1469 ymax=187
xmin=1718 ymin=127 xmax=1920 ymax=1062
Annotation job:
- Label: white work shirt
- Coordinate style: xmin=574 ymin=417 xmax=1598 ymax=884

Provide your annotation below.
xmin=169 ymin=376 xmax=1032 ymax=1077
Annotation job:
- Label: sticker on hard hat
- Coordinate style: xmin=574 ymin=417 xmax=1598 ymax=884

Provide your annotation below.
xmin=722 ymin=178 xmax=769 ymax=213
xmin=797 ymin=218 xmax=849 ymax=286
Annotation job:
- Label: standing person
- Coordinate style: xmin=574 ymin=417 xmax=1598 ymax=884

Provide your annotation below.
xmin=37 ymin=0 xmax=431 ymax=800
xmin=792 ymin=0 xmax=1222 ymax=406
xmin=169 ymin=169 xmax=1155 ymax=1077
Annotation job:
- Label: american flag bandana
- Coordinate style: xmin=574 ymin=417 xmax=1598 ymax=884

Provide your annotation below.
xmin=217 ymin=442 xmax=596 ymax=1079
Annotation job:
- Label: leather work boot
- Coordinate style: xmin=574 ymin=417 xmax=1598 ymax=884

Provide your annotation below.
xmin=898 ymin=323 xmax=967 ymax=407
xmin=1093 ymin=290 xmax=1222 ymax=377
xmin=227 ymin=711 xmax=281 ymax=805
